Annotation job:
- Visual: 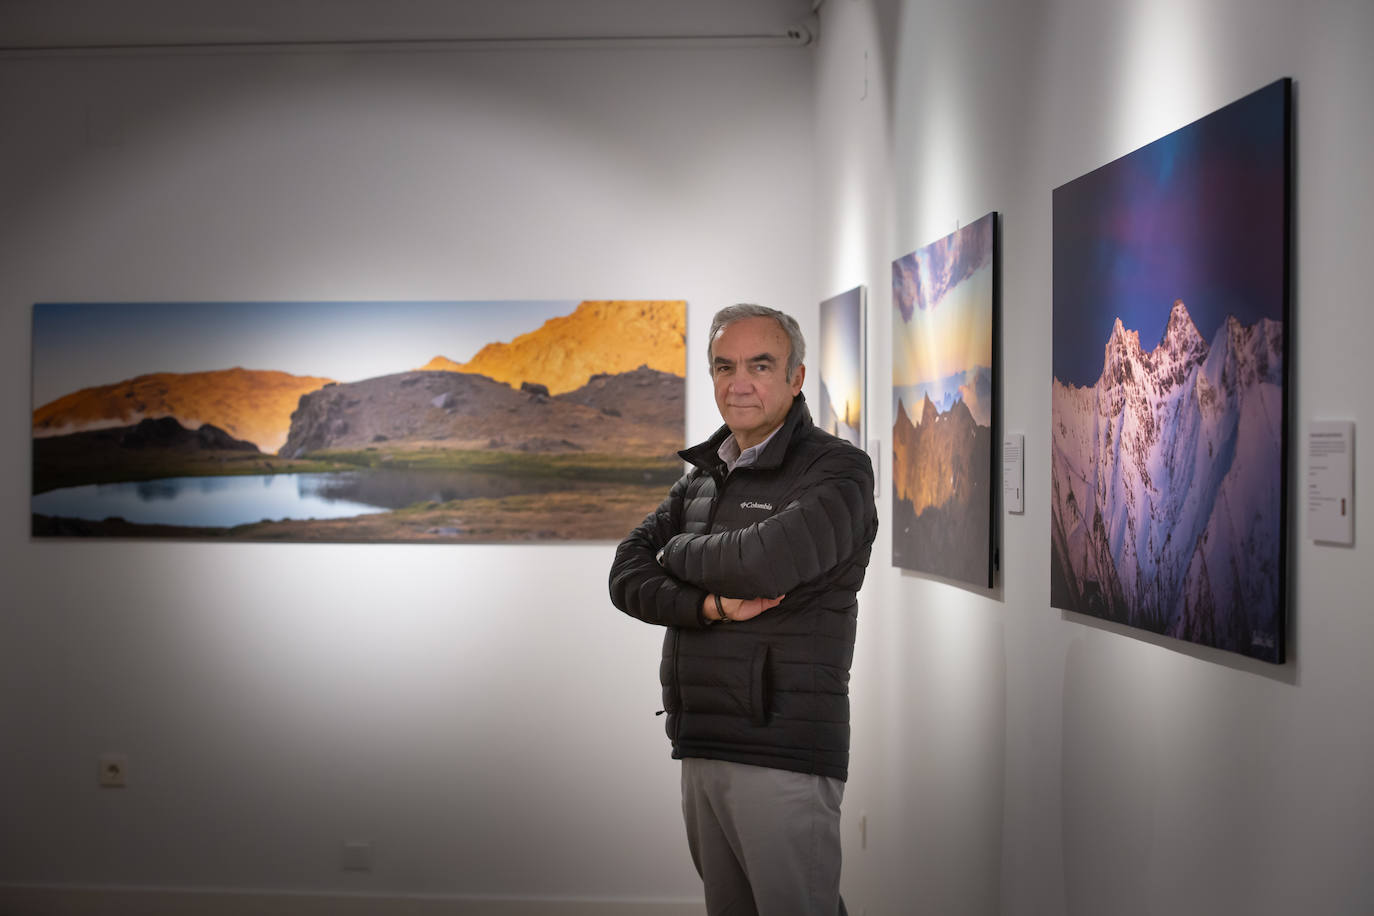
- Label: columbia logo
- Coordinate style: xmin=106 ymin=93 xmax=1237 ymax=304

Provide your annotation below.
xmin=740 ymin=501 xmax=773 ymax=511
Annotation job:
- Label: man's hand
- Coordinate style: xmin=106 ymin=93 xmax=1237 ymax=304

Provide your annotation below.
xmin=704 ymin=594 xmax=785 ymax=623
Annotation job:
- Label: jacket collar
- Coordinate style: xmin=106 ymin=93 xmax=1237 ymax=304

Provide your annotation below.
xmin=680 ymin=393 xmax=813 ymax=473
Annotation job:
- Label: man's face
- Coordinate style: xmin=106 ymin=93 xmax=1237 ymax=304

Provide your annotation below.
xmin=710 ymin=316 xmax=805 ymax=450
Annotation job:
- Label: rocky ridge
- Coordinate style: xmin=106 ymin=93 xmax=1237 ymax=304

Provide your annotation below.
xmin=893 ymin=394 xmax=983 ymax=514
xmin=32 ymin=367 xmax=333 ymax=454
xmin=418 ymin=300 xmax=685 ymax=395
xmin=890 ymin=392 xmax=994 ymax=586
xmin=280 ymin=365 xmax=683 ymax=458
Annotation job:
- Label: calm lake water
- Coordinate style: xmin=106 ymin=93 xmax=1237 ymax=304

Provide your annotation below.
xmin=31 ymin=469 xmax=602 ymax=529
xmin=31 ymin=473 xmax=390 ymax=528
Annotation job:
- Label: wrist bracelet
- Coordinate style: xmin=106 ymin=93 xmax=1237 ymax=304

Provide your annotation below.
xmin=714 ymin=593 xmax=729 ymax=623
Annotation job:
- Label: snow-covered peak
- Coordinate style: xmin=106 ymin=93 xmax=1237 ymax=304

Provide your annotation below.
xmin=1200 ymin=313 xmax=1284 ymax=394
xmin=1147 ymin=299 xmax=1210 ymax=390
xmin=1161 ymin=299 xmax=1206 ymax=355
xmin=1101 ymin=316 xmax=1145 ymax=387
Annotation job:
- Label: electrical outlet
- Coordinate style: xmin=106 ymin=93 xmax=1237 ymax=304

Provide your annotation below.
xmin=341 ymin=840 xmax=373 ymax=872
xmin=98 ymin=754 xmax=128 ymax=788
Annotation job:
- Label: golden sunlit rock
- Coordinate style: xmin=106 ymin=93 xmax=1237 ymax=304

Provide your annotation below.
xmin=32 ymin=368 xmax=333 ymax=454
xmin=420 ymin=300 xmax=685 ymax=394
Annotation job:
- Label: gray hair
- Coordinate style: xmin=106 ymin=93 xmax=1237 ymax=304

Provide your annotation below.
xmin=708 ymin=304 xmax=806 ymax=382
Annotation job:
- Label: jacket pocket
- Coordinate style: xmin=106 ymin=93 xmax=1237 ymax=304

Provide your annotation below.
xmin=659 ymin=630 xmax=681 ymax=739
xmin=749 ymin=643 xmax=770 ymax=727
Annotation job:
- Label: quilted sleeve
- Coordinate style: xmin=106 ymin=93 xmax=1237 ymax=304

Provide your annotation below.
xmin=608 ymin=473 xmax=710 ymax=629
xmin=657 ymin=448 xmax=875 ymax=599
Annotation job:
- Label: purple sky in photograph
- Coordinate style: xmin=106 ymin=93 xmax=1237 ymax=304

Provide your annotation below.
xmin=1052 ymin=79 xmax=1288 ymax=388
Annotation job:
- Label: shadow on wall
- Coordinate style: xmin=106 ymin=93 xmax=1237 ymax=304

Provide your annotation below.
xmin=865 ymin=587 xmax=1008 ymax=915
xmin=1061 ymin=633 xmax=1158 ymax=916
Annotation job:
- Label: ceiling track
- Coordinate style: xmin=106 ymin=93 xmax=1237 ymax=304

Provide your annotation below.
xmin=0 ymin=26 xmax=815 ymax=58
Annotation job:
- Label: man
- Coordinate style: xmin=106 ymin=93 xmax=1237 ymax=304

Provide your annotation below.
xmin=609 ymin=304 xmax=878 ymax=915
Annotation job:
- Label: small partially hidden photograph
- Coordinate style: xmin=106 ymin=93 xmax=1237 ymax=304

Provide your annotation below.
xmin=818 ymin=286 xmax=865 ymax=448
xmin=31 ymin=300 xmax=686 ymax=542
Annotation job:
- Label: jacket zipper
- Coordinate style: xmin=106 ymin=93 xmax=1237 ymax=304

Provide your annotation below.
xmin=668 ymin=631 xmax=682 ymax=740
xmin=704 ymin=464 xmax=728 ymax=532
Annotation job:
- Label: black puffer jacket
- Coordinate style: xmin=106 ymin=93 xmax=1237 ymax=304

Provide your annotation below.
xmin=609 ymin=395 xmax=877 ymax=780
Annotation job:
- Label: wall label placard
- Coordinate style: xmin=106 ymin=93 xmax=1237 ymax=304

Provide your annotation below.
xmin=1308 ymin=420 xmax=1354 ymax=545
xmin=1003 ymin=433 xmax=1024 ymax=514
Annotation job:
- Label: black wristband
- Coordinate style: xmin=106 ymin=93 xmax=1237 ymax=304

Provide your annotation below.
xmin=714 ymin=593 xmax=729 ymax=623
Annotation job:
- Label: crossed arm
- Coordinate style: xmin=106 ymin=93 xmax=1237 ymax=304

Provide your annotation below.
xmin=656 ymin=469 xmax=871 ymax=600
xmin=609 ymin=454 xmax=873 ymax=628
xmin=608 ymin=474 xmax=709 ymax=628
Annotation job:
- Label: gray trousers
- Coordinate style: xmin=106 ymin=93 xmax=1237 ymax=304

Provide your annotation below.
xmin=681 ymin=757 xmax=848 ymax=916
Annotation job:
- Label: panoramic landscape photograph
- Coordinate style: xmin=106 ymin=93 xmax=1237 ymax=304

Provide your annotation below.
xmin=891 ymin=212 xmax=997 ymax=587
xmin=32 ymin=299 xmax=686 ymax=542
xmin=1050 ymin=79 xmax=1290 ymax=662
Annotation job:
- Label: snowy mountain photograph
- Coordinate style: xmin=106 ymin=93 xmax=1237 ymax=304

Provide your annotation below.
xmin=893 ymin=212 xmax=998 ymax=587
xmin=1050 ymin=79 xmax=1290 ymax=662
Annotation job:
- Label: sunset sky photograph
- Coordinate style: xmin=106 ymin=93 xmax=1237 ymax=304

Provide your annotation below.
xmin=819 ymin=286 xmax=864 ymax=442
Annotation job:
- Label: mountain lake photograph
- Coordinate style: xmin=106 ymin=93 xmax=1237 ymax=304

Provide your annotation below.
xmin=31 ymin=299 xmax=686 ymax=542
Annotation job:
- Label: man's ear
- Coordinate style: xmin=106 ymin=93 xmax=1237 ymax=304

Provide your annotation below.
xmin=790 ymin=363 xmax=806 ymax=394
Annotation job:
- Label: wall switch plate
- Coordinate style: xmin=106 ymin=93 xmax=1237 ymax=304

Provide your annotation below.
xmin=98 ymin=753 xmax=128 ymax=788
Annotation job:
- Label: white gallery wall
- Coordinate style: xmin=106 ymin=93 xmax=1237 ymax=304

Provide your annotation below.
xmin=4 ymin=0 xmax=1374 ymax=913
xmin=814 ymin=0 xmax=1374 ymax=914
xmin=0 ymin=24 xmax=815 ymax=912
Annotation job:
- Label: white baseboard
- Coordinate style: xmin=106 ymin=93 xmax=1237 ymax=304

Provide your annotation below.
xmin=0 ymin=885 xmax=708 ymax=916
